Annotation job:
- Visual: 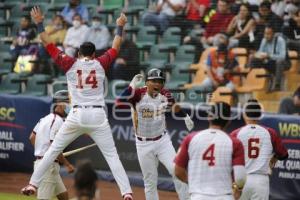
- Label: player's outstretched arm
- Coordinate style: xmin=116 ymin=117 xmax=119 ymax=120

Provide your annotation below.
xmin=30 ymin=6 xmax=51 ymax=46
xmin=112 ymin=13 xmax=127 ymax=52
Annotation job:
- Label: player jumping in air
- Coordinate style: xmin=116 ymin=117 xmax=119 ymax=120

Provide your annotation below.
xmin=21 ymin=7 xmax=133 ymax=200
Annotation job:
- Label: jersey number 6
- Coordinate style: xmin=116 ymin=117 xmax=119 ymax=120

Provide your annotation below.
xmin=248 ymin=138 xmax=260 ymax=159
xmin=202 ymin=144 xmax=215 ymax=166
xmin=76 ymin=69 xmax=98 ymax=89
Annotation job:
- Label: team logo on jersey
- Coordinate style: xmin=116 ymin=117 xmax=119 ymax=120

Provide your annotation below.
xmin=141 ymin=108 xmax=154 ymax=118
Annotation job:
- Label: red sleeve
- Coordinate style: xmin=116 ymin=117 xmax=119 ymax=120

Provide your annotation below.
xmin=96 ymin=48 xmax=118 ymax=71
xmin=174 ymin=133 xmax=197 ymax=169
xmin=230 ymin=127 xmax=242 ymax=138
xmin=45 ymin=43 xmax=75 ymax=72
xmin=115 ymin=86 xmax=146 ymax=108
xmin=231 ymin=137 xmax=245 ymax=166
xmin=266 ymin=127 xmax=289 ymax=160
xmin=161 ymin=88 xmax=175 ymax=106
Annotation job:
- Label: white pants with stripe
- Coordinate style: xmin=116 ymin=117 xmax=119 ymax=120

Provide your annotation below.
xmin=34 ymin=160 xmax=66 ymax=200
xmin=136 ymin=133 xmax=190 ymax=200
xmin=30 ymin=107 xmax=132 ymax=196
xmin=240 ymin=174 xmax=269 ymax=200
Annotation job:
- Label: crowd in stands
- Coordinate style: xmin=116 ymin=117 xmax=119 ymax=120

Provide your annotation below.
xmin=0 ymin=0 xmax=300 ymax=114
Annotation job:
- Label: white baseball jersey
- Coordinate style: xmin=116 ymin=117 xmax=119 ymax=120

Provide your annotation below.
xmin=231 ymin=124 xmax=288 ymax=175
xmin=175 ymin=129 xmax=245 ymax=196
xmin=45 ymin=43 xmax=118 ymax=106
xmin=117 ymin=86 xmax=175 ymax=138
xmin=33 ymin=113 xmax=64 ymax=157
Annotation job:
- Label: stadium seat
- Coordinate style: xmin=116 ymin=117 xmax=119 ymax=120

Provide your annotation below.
xmin=23 ymin=74 xmax=52 ymax=96
xmin=136 ymin=25 xmax=157 ymax=49
xmin=160 ymin=27 xmax=182 ymax=53
xmin=190 ymin=47 xmax=216 ymax=70
xmin=209 ymin=87 xmax=234 ymax=105
xmin=124 ymin=0 xmax=148 ymax=25
xmin=231 ymin=47 xmax=248 ymax=71
xmin=235 ymin=68 xmax=269 ymax=93
xmin=184 ymin=64 xmax=207 ymax=89
xmin=140 ymin=44 xmax=169 ymax=71
xmin=0 ymin=73 xmax=21 ymax=94
xmin=184 ymin=86 xmax=208 ymax=104
xmin=52 ymin=76 xmax=67 ymax=94
xmin=287 ymin=50 xmax=299 ymax=73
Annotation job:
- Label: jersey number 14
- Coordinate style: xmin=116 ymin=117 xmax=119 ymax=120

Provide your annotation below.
xmin=76 ymin=70 xmax=98 ymax=89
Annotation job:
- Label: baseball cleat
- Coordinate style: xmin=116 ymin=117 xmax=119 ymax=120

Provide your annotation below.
xmin=21 ymin=184 xmax=37 ymax=196
xmin=123 ymin=193 xmax=133 ymax=200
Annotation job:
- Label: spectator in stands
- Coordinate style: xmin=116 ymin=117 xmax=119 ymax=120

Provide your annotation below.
xmin=278 ymin=86 xmax=300 ymax=115
xmin=185 ymin=0 xmax=211 ymax=29
xmin=10 ymin=15 xmax=37 ymax=60
xmin=226 ymin=3 xmax=255 ymax=49
xmin=253 ymin=1 xmax=282 ymax=49
xmin=200 ymin=0 xmax=234 ymax=47
xmin=86 ymin=16 xmax=111 ymax=57
xmin=63 ymin=14 xmax=89 ymax=57
xmin=249 ymin=25 xmax=290 ymax=91
xmin=271 ymin=0 xmax=287 ymax=17
xmin=108 ymin=33 xmax=139 ymax=81
xmin=192 ymin=33 xmax=239 ymax=91
xmin=39 ymin=15 xmax=67 ymax=59
xmin=61 ymin=0 xmax=89 ymax=26
xmin=142 ymin=0 xmax=185 ymax=34
xmin=283 ymin=10 xmax=300 ymax=52
xmin=73 ymin=161 xmax=100 ymax=200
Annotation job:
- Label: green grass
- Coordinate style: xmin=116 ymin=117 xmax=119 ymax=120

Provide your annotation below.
xmin=0 ymin=193 xmax=36 ymax=200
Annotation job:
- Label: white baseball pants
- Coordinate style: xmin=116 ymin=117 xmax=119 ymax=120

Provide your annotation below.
xmin=30 ymin=107 xmax=132 ymax=196
xmin=190 ymin=193 xmax=234 ymax=200
xmin=136 ymin=133 xmax=190 ymax=200
xmin=240 ymin=174 xmax=269 ymax=200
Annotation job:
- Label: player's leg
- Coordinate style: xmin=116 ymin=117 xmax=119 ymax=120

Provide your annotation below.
xmin=29 ymin=117 xmax=82 ymax=188
xmin=136 ymin=139 xmax=159 ymax=200
xmin=89 ymin=120 xmax=132 ymax=196
xmin=156 ymin=134 xmax=190 ymax=200
xmin=54 ymin=164 xmax=68 ymax=200
xmin=240 ymin=174 xmax=269 ymax=200
xmin=35 ymin=161 xmax=56 ymax=200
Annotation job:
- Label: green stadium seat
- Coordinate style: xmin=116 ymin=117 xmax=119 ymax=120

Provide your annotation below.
xmin=184 ymin=86 xmax=209 ymax=104
xmin=23 ymin=74 xmax=52 ymax=96
xmin=52 ymin=76 xmax=68 ymax=93
xmin=140 ymin=44 xmax=169 ymax=72
xmin=160 ymin=27 xmax=181 ymax=50
xmin=0 ymin=73 xmax=21 ymax=94
xmin=136 ymin=25 xmax=157 ymax=50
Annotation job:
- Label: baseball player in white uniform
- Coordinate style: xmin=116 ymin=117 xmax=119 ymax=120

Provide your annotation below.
xmin=22 ymin=7 xmax=133 ymax=200
xmin=175 ymin=102 xmax=247 ymax=200
xmin=116 ymin=69 xmax=194 ymax=200
xmin=230 ymin=99 xmax=288 ymax=200
xmin=29 ymin=90 xmax=75 ymax=200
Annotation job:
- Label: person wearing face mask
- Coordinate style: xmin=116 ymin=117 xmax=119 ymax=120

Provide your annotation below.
xmin=194 ymin=33 xmax=240 ymax=92
xmin=87 ymin=16 xmax=111 ymax=57
xmin=63 ymin=13 xmax=89 ymax=57
xmin=61 ymin=0 xmax=89 ymax=25
xmin=28 ymin=90 xmax=75 ymax=200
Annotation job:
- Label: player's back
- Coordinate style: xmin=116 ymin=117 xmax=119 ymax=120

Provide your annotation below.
xmin=66 ymin=58 xmax=106 ymax=106
xmin=188 ymin=128 xmax=235 ymax=195
xmin=233 ymin=124 xmax=273 ymax=175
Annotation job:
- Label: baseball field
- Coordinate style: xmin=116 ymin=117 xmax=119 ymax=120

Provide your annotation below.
xmin=0 ymin=172 xmax=178 ymax=200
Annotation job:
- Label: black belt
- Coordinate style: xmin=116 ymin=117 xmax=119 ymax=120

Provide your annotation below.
xmin=36 ymin=156 xmax=58 ymax=163
xmin=136 ymin=133 xmax=165 ymax=141
xmin=73 ymin=105 xmax=103 ymax=108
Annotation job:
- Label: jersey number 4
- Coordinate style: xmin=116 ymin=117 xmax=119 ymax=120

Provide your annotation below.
xmin=76 ymin=70 xmax=98 ymax=89
xmin=248 ymin=138 xmax=260 ymax=158
xmin=202 ymin=144 xmax=215 ymax=166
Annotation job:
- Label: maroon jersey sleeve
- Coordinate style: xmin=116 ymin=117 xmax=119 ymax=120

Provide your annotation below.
xmin=230 ymin=127 xmax=242 ymax=138
xmin=174 ymin=133 xmax=197 ymax=169
xmin=95 ymin=48 xmax=118 ymax=72
xmin=231 ymin=137 xmax=245 ymax=166
xmin=115 ymin=86 xmax=147 ymax=108
xmin=266 ymin=127 xmax=289 ymax=160
xmin=161 ymin=88 xmax=175 ymax=107
xmin=45 ymin=43 xmax=76 ymax=72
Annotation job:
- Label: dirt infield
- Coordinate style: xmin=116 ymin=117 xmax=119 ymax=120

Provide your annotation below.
xmin=0 ymin=172 xmax=178 ymax=200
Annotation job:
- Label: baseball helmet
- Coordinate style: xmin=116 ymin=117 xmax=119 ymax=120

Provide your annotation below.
xmin=146 ymin=68 xmax=165 ymax=82
xmin=53 ymin=90 xmax=69 ymax=103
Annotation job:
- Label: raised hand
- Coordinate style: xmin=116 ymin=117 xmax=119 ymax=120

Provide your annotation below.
xmin=30 ymin=6 xmax=44 ymax=24
xmin=116 ymin=13 xmax=127 ymax=27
